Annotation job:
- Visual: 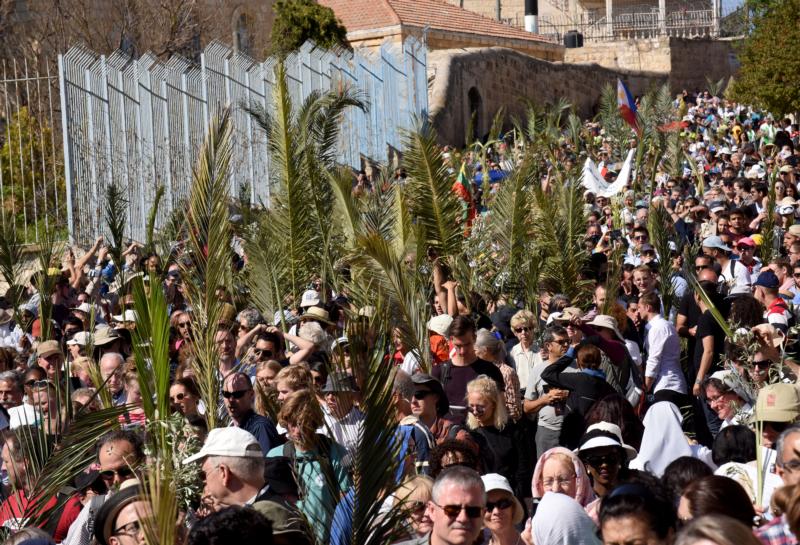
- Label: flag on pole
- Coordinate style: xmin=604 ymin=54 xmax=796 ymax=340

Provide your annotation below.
xmin=453 ymin=162 xmax=476 ymax=228
xmin=617 ymin=79 xmax=639 ymax=133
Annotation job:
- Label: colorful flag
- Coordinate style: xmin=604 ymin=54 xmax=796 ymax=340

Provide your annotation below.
xmin=617 ymin=79 xmax=639 ymax=133
xmin=453 ymin=163 xmax=476 ymax=228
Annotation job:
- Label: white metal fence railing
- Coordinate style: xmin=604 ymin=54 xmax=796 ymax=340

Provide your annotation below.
xmin=536 ymin=0 xmax=720 ymax=43
xmin=58 ymin=39 xmax=429 ymax=245
xmin=0 ymin=60 xmax=65 ymax=243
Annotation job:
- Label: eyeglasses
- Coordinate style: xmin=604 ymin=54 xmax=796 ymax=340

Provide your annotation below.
xmin=634 ymin=235 xmax=648 ymax=241
xmin=583 ymin=453 xmax=621 ymax=468
xmin=412 ymin=390 xmax=434 ymax=400
xmin=542 ymin=475 xmax=577 ymax=488
xmin=113 ymin=520 xmax=142 ymax=538
xmin=253 ymin=349 xmax=273 ymax=358
xmin=793 ymin=273 xmax=800 ymax=278
xmin=514 ymin=326 xmax=531 ymax=333
xmin=100 ymin=466 xmax=136 ymax=481
xmin=485 ymin=498 xmax=514 ymax=511
xmin=222 ymin=389 xmax=249 ymax=399
xmin=409 ymin=500 xmax=427 ymax=515
xmin=432 ymin=501 xmax=483 ymax=519
xmin=312 ymin=376 xmax=326 ymax=386
xmin=782 ymin=459 xmax=800 ymax=472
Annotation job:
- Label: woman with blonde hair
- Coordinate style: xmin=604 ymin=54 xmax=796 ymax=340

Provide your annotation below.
xmin=675 ymin=515 xmax=761 ymax=545
xmin=509 ymin=309 xmax=539 ymax=396
xmin=254 ymin=359 xmax=282 ymax=418
xmin=267 ymin=389 xmax=351 ymax=543
xmin=394 ymin=475 xmax=434 ymax=541
xmin=475 ymin=329 xmax=522 ymax=421
xmin=274 ymin=364 xmax=313 ymax=405
xmin=465 ymin=375 xmax=530 ymax=503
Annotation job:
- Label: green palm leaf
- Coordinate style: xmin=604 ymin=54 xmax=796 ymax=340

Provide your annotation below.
xmin=402 ymin=119 xmax=464 ymax=258
xmin=180 ymin=107 xmax=234 ymax=430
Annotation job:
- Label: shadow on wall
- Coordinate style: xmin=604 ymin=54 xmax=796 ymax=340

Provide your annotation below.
xmin=428 ymin=39 xmax=737 ymax=146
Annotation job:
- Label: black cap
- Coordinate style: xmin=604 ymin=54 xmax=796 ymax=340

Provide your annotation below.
xmin=411 ymin=373 xmax=449 ymax=417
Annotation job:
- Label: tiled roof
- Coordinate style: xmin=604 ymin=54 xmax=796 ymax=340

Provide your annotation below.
xmin=320 ymin=0 xmax=549 ymax=43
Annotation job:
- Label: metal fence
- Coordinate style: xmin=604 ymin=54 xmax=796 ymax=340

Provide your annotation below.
xmin=58 ymin=39 xmax=428 ymax=245
xmin=529 ymin=0 xmax=723 ymax=43
xmin=0 ymin=60 xmax=66 ymax=243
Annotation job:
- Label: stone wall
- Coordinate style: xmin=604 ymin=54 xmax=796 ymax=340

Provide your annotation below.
xmin=428 ymin=47 xmax=667 ymax=146
xmin=564 ymin=37 xmax=739 ymax=91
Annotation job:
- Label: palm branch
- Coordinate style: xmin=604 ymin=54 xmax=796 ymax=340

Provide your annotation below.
xmin=243 ymin=63 xmax=316 ymax=303
xmin=179 ymin=107 xmax=234 ymax=430
xmin=0 ymin=220 xmax=25 ymax=323
xmin=488 ymin=155 xmax=535 ymax=286
xmin=104 ymin=183 xmax=128 ymax=276
xmin=402 ymin=119 xmax=464 ymax=259
xmin=17 ymin=405 xmax=128 ymax=528
xmin=346 ymin=315 xmax=412 ymax=545
xmin=648 ymin=203 xmax=678 ymax=314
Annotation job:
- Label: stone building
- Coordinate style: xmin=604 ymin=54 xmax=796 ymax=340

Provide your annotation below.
xmin=318 ymin=0 xmax=563 ymax=61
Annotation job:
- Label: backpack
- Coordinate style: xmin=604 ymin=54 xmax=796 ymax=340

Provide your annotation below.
xmin=282 ymin=434 xmax=339 ymax=500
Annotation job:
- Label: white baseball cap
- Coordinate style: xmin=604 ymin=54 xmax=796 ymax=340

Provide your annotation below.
xmin=66 ymin=331 xmax=92 ymax=346
xmin=183 ymin=427 xmax=263 ymax=464
xmin=300 ymin=289 xmax=320 ymax=308
xmin=112 ymin=310 xmax=138 ymax=323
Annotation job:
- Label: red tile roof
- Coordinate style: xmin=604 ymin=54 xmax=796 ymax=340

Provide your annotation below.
xmin=320 ymin=0 xmax=549 ymax=42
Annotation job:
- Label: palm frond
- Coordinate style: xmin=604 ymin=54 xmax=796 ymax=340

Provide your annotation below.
xmin=20 ymin=406 xmax=128 ymax=526
xmin=180 ymin=107 xmax=234 ymax=430
xmin=0 ymin=220 xmax=25 ymax=322
xmin=489 ymin=157 xmax=534 ymax=279
xmin=402 ymin=120 xmax=464 ymax=258
xmin=648 ymin=203 xmax=678 ymax=314
xmin=104 ymin=183 xmax=128 ymax=269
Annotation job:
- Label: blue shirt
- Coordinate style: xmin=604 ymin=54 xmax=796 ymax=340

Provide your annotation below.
xmin=236 ymin=410 xmax=280 ymax=455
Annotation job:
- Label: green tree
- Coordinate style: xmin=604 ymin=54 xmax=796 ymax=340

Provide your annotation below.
xmin=0 ymin=107 xmax=65 ymax=240
xmin=729 ymin=0 xmax=800 ymax=116
xmin=269 ymin=0 xmax=350 ymax=58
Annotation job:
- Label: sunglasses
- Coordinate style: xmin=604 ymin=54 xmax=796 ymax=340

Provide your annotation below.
xmin=753 ymin=360 xmax=772 ymax=368
xmin=254 ymin=349 xmax=273 ymax=358
xmin=634 ymin=235 xmax=648 ymax=241
xmin=433 ymin=502 xmax=483 ymax=519
xmin=514 ymin=327 xmax=531 ymax=333
xmin=765 ymin=421 xmax=790 ymax=433
xmin=736 ymin=246 xmax=753 ymax=252
xmin=222 ymin=389 xmax=249 ymax=399
xmin=412 ymin=390 xmax=434 ymax=400
xmin=695 ymin=265 xmax=711 ymax=271
xmin=485 ymin=498 xmax=514 ymax=511
xmin=170 ymin=393 xmax=187 ymax=402
xmin=177 ymin=321 xmax=191 ymax=329
xmin=100 ymin=466 xmax=136 ymax=481
xmin=583 ymin=453 xmax=621 ymax=468
xmin=409 ymin=501 xmax=427 ymax=514
xmin=467 ymin=405 xmax=487 ymax=415
xmin=794 ymin=273 xmax=800 ymax=278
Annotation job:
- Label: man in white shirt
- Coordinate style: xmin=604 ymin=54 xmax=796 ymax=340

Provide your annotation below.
xmin=320 ymin=372 xmax=364 ymax=463
xmin=638 ymin=292 xmax=688 ymax=408
xmin=702 ymin=235 xmax=751 ymax=291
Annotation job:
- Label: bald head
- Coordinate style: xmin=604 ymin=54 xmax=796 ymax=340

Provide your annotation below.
xmin=698 ymin=268 xmax=718 ymax=283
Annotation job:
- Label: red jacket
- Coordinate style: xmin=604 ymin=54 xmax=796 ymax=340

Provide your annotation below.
xmin=0 ymin=489 xmax=83 ymax=542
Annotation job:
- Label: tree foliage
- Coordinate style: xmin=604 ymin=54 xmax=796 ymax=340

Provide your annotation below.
xmin=269 ymin=0 xmax=350 ymax=58
xmin=729 ymin=0 xmax=800 ymax=116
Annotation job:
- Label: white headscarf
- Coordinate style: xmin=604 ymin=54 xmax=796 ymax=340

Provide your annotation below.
xmin=629 ymin=401 xmax=692 ymax=476
xmin=532 ymin=492 xmax=601 ymax=545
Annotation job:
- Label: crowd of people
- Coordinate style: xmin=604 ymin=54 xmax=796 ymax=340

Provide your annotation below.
xmin=0 ymin=89 xmax=798 ymax=545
